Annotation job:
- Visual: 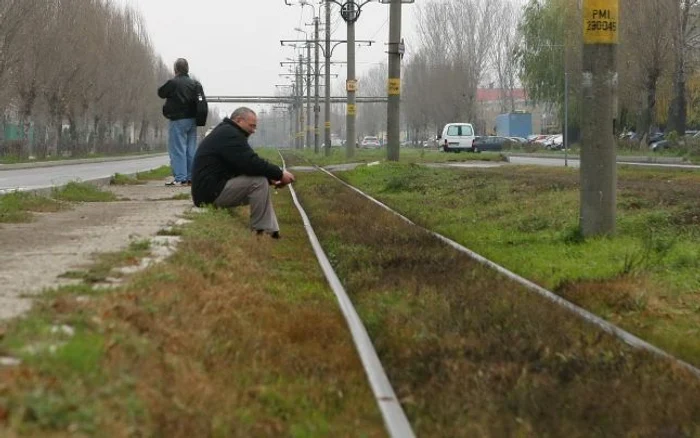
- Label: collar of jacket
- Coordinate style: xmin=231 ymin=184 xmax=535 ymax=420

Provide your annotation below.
xmin=223 ymin=118 xmax=251 ymax=138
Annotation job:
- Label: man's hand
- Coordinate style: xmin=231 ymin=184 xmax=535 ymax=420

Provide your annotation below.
xmin=279 ymin=170 xmax=295 ymax=186
xmin=270 ymin=170 xmax=295 ymax=189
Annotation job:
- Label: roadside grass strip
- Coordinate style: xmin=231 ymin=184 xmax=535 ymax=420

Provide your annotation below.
xmin=294 ymin=147 xmax=506 ymax=167
xmin=282 ymin=153 xmax=700 ymax=436
xmin=0 ymin=191 xmax=386 ymax=436
xmin=111 ymin=173 xmax=145 ymax=186
xmin=135 ymin=165 xmax=172 ymax=181
xmin=304 ymin=158 xmax=700 ymax=368
xmin=313 ymin=165 xmax=700 ymax=378
xmin=52 ymin=182 xmax=117 ymax=203
xmin=0 ymin=191 xmax=66 ymax=223
xmin=0 ymin=181 xmax=117 ymax=224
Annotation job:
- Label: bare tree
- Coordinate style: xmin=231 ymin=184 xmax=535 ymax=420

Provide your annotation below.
xmin=489 ymin=0 xmax=522 ymax=113
xmin=667 ymin=0 xmax=700 ymax=134
xmin=619 ymin=0 xmax=674 ymax=136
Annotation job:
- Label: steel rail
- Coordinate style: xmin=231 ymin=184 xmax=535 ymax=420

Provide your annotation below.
xmin=315 ymin=165 xmax=700 ymax=379
xmin=279 ymin=154 xmax=416 ymax=438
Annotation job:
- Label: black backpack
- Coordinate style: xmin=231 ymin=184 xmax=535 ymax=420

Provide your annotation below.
xmin=194 ymin=81 xmax=208 ymax=127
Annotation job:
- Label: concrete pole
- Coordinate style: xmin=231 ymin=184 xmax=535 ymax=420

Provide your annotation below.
xmin=386 ymin=0 xmax=402 ymax=162
xmin=324 ymin=0 xmax=332 ymax=156
xmin=289 ymin=105 xmax=294 ymax=148
xmin=345 ymin=2 xmax=356 ymax=158
xmin=314 ymin=17 xmax=321 ymax=154
xmin=297 ymin=54 xmax=304 ymax=149
xmin=306 ymin=44 xmax=312 ymax=149
xmin=580 ymin=0 xmax=619 ymax=236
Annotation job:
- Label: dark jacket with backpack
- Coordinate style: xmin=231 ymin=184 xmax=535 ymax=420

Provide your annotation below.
xmin=158 ymin=74 xmax=198 ymax=121
xmin=191 ymin=118 xmax=283 ymax=207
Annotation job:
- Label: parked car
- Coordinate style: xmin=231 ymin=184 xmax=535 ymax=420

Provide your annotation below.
xmin=438 ymin=123 xmax=476 ymax=152
xmin=508 ymin=136 xmax=528 ymax=144
xmin=650 ymin=139 xmax=670 ymax=151
xmin=471 ymin=136 xmax=509 ymax=152
xmin=360 ymin=136 xmax=381 ymax=148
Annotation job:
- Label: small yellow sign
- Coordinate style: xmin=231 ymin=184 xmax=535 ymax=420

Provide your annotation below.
xmin=347 ymin=104 xmax=356 ymax=116
xmin=583 ymin=0 xmax=619 ymax=44
xmin=388 ymin=78 xmax=401 ymax=96
xmin=346 ymin=80 xmax=358 ymax=92
xmin=325 ymin=121 xmax=331 ymax=128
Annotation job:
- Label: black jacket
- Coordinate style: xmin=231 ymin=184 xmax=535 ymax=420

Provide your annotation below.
xmin=158 ymin=74 xmax=197 ymax=120
xmin=191 ymin=118 xmax=283 ymax=206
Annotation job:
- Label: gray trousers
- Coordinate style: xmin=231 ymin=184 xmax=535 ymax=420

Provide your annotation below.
xmin=214 ymin=176 xmax=279 ymax=232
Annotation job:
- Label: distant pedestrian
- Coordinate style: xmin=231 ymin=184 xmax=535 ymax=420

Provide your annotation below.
xmin=158 ymin=58 xmax=198 ymax=186
xmin=191 ymin=107 xmax=295 ymax=238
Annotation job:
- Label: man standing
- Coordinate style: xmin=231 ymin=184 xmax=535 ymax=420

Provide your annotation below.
xmin=158 ymin=58 xmax=197 ymax=186
xmin=191 ymin=107 xmax=295 ymax=238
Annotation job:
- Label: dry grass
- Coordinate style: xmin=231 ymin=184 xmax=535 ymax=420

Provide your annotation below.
xmin=286 ymin=162 xmax=700 ymax=437
xmin=0 ymin=193 xmax=385 ymax=436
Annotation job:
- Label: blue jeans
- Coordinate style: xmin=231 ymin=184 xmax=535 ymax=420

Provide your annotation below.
xmin=168 ymin=118 xmax=197 ymax=182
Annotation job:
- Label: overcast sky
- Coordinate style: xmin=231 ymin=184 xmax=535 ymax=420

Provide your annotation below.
xmin=117 ymin=0 xmax=419 ymax=115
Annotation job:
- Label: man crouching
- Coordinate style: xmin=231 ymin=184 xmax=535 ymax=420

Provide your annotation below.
xmin=191 ymin=107 xmax=295 ymax=238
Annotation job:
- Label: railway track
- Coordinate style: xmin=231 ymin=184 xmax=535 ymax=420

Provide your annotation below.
xmin=281 ymin=151 xmax=700 ymax=437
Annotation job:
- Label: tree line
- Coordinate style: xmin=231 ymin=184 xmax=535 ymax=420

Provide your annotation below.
xmin=0 ymin=0 xmax=170 ymax=159
xmin=353 ymin=0 xmax=700 ymax=143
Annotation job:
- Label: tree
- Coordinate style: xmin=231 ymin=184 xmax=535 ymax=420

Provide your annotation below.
xmin=667 ymin=0 xmax=700 ymax=134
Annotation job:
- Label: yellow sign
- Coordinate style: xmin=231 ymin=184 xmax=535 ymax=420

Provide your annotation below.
xmin=346 ymin=79 xmax=358 ymax=92
xmin=325 ymin=121 xmax=331 ymax=128
xmin=347 ymin=104 xmax=356 ymax=116
xmin=583 ymin=0 xmax=619 ymax=44
xmin=388 ymin=78 xmax=401 ymax=96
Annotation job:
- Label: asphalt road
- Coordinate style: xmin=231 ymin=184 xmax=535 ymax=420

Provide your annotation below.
xmin=0 ymin=155 xmax=170 ymax=193
xmin=507 ymin=155 xmax=700 ymax=170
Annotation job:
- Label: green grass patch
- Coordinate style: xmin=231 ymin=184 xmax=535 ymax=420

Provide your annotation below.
xmin=295 ymin=158 xmax=700 ymax=365
xmin=285 ymin=163 xmax=700 ymax=436
xmin=255 ymin=146 xmax=505 ymax=167
xmin=136 ymin=165 xmax=172 ymax=181
xmin=111 ymin=173 xmax=145 ymax=185
xmin=0 ymin=191 xmax=66 ymax=223
xmin=58 ymin=239 xmax=152 ymax=284
xmin=52 ymin=182 xmax=117 ymax=203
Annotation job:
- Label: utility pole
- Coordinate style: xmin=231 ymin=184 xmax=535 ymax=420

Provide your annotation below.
xmin=385 ymin=0 xmax=410 ymax=161
xmin=580 ymin=0 xmax=619 ymax=237
xmin=297 ymin=55 xmax=304 ymax=149
xmin=346 ymin=1 xmax=357 ymax=158
xmin=314 ymin=17 xmax=321 ymax=154
xmin=325 ymin=0 xmax=332 ymax=156
xmin=306 ymin=43 xmax=312 ymax=149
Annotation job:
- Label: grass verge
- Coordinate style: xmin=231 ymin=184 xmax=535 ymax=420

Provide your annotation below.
xmin=52 ymin=182 xmax=117 ymax=203
xmin=0 ymin=189 xmax=385 ymax=436
xmin=291 ymin=156 xmax=700 ymax=367
xmin=287 ymin=147 xmax=506 ymax=167
xmin=282 ymin=155 xmax=700 ymax=436
xmin=0 ymin=192 xmax=66 ymax=223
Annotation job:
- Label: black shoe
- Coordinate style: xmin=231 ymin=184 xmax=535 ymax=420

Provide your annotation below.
xmin=254 ymin=230 xmax=280 ymax=239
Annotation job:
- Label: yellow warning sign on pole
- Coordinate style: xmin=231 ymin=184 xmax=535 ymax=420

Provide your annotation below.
xmin=347 ymin=104 xmax=356 ymax=116
xmin=346 ymin=80 xmax=357 ymax=92
xmin=325 ymin=121 xmax=331 ymax=128
xmin=583 ymin=0 xmax=619 ymax=44
xmin=388 ymin=78 xmax=401 ymax=96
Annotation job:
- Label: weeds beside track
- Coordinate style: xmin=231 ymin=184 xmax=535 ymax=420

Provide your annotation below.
xmin=283 ymin=151 xmax=700 ymax=437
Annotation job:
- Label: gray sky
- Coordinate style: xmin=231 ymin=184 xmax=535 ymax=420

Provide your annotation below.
xmin=117 ymin=0 xmax=419 ymax=115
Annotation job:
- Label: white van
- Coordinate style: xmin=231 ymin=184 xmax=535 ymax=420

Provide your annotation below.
xmin=438 ymin=123 xmax=477 ymax=152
